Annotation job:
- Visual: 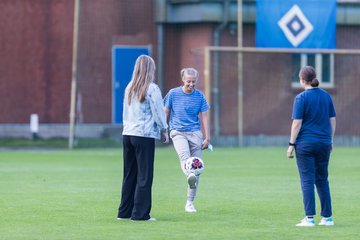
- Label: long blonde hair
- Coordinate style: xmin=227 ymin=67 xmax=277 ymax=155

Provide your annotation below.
xmin=128 ymin=55 xmax=155 ymax=104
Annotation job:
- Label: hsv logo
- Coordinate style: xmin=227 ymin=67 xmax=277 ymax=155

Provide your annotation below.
xmin=278 ymin=4 xmax=313 ymax=47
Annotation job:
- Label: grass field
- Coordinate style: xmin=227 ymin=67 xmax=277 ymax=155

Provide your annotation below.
xmin=1 ymin=147 xmax=359 ymax=240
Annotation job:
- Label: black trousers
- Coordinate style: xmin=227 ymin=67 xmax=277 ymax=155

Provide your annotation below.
xmin=118 ymin=135 xmax=155 ymax=220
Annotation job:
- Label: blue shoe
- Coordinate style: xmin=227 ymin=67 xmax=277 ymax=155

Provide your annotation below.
xmin=296 ymin=217 xmax=315 ymax=227
xmin=318 ymin=217 xmax=334 ymax=226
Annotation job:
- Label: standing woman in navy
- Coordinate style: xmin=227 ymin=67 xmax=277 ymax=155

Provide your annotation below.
xmin=287 ymin=66 xmax=336 ymax=227
xmin=117 ymin=55 xmax=169 ymax=221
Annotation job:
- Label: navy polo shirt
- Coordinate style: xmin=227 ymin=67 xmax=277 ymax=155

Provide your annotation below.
xmin=292 ymin=88 xmax=336 ymax=144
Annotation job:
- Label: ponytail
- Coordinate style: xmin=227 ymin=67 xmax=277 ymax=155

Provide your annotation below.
xmin=299 ymin=66 xmax=320 ymax=87
xmin=310 ymin=78 xmax=319 ymax=87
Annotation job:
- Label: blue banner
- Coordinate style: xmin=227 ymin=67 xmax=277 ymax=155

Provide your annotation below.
xmin=256 ymin=0 xmax=336 ymax=48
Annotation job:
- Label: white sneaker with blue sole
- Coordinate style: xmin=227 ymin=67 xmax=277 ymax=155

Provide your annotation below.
xmin=296 ymin=217 xmax=315 ymax=227
xmin=318 ymin=217 xmax=334 ymax=226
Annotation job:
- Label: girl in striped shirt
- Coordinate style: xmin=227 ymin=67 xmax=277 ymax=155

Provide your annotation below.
xmin=164 ymin=68 xmax=210 ymax=213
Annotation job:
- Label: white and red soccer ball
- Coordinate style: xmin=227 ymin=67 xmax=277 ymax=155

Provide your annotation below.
xmin=185 ymin=157 xmax=205 ymax=176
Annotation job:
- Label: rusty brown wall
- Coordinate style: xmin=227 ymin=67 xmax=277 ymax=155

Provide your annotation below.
xmin=163 ymin=23 xmax=212 ymax=94
xmin=0 ymin=0 xmax=73 ymax=123
xmin=213 ymin=24 xmax=360 ymax=136
xmin=332 ymin=26 xmax=360 ymax=135
xmin=77 ymin=0 xmax=156 ymax=123
xmin=1 ymin=0 xmax=359 ymax=136
xmin=0 ymin=0 xmax=156 ymax=124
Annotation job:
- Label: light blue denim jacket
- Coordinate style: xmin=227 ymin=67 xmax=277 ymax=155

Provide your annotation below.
xmin=122 ymin=82 xmax=168 ymax=140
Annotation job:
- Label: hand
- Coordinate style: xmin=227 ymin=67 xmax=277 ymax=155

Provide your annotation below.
xmin=201 ymin=139 xmax=210 ymax=150
xmin=287 ymin=146 xmax=295 ymax=158
xmin=161 ymin=129 xmax=169 ymax=144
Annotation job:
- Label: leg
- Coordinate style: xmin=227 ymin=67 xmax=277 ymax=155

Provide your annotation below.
xmin=170 ymin=130 xmax=199 ymax=205
xmin=170 ymin=130 xmax=191 ymax=175
xmin=315 ymin=144 xmax=332 ymax=217
xmin=188 ymin=130 xmax=203 ymax=159
xmin=118 ymin=135 xmax=137 ymax=218
xmin=295 ymin=143 xmax=316 ymax=216
xmin=186 ymin=131 xmax=204 ymax=201
xmin=131 ymin=136 xmax=155 ymax=220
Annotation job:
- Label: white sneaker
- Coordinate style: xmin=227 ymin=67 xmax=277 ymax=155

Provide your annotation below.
xmin=187 ymin=173 xmax=196 ymax=189
xmin=296 ymin=217 xmax=315 ymax=227
xmin=131 ymin=217 xmax=156 ymax=222
xmin=117 ymin=217 xmax=130 ymax=221
xmin=146 ymin=217 xmax=157 ymax=222
xmin=185 ymin=202 xmax=197 ymax=213
xmin=318 ymin=217 xmax=334 ymax=226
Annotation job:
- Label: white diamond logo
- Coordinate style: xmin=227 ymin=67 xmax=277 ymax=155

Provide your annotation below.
xmin=278 ymin=4 xmax=313 ymax=47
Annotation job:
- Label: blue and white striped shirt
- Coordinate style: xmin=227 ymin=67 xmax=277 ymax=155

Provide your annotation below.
xmin=164 ymin=87 xmax=209 ymax=132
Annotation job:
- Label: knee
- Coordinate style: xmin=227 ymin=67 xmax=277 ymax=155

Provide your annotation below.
xmin=315 ymin=178 xmax=328 ymax=185
xmin=178 ymin=152 xmax=190 ymax=162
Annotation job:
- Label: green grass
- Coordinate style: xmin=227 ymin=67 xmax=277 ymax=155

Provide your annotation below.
xmin=0 ymin=147 xmax=359 ymax=240
xmin=0 ymin=138 xmax=121 ymax=149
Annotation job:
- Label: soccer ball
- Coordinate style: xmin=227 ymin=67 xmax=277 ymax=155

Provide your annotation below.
xmin=184 ymin=157 xmax=205 ymax=176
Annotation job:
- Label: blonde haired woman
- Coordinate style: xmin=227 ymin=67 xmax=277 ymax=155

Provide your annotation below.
xmin=117 ymin=55 xmax=168 ymax=221
xmin=164 ymin=67 xmax=210 ymax=213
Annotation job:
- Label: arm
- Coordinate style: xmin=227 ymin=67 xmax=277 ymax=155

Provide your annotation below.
xmin=330 ymin=117 xmax=336 ymax=150
xmin=149 ymin=86 xmax=169 ymax=143
xmin=160 ymin=106 xmax=171 ymax=144
xmin=200 ymin=111 xmax=211 ymax=150
xmin=149 ymin=88 xmax=168 ymax=130
xmin=164 ymin=106 xmax=171 ymax=125
xmin=287 ymin=119 xmax=302 ymax=158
